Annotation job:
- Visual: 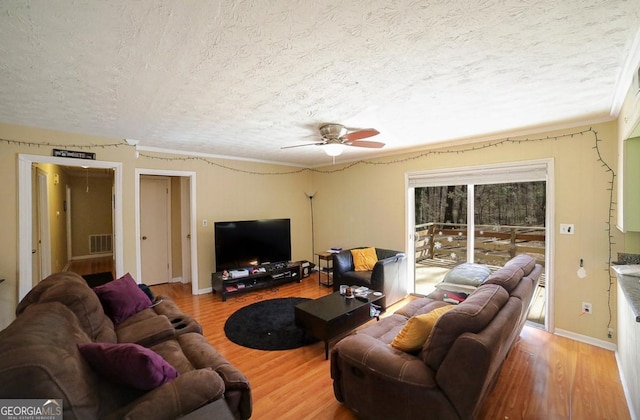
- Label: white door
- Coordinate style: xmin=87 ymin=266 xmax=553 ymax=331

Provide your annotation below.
xmin=140 ymin=176 xmax=171 ymax=285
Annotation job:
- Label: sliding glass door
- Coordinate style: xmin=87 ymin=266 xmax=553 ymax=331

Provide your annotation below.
xmin=408 ymin=160 xmax=550 ymax=328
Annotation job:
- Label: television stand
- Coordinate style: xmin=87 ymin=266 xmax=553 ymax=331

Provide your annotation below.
xmin=211 ymin=262 xmax=302 ymax=301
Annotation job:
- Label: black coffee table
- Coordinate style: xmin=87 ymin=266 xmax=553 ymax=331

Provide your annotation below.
xmin=294 ymin=291 xmax=384 ymax=359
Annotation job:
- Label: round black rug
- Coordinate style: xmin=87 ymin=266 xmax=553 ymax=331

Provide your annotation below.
xmin=224 ymin=297 xmax=319 ymax=351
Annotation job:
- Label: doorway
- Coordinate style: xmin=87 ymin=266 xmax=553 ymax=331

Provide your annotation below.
xmin=407 ymin=159 xmax=554 ymax=331
xmin=35 ymin=168 xmax=51 ymax=281
xmin=135 ymin=169 xmax=199 ymax=295
xmin=18 ymin=154 xmax=123 ymax=300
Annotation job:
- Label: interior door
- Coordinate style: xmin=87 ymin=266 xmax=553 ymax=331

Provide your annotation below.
xmin=140 ymin=176 xmax=171 ymax=285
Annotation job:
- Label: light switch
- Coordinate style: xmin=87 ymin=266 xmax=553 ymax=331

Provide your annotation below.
xmin=560 ymin=224 xmax=574 ymax=234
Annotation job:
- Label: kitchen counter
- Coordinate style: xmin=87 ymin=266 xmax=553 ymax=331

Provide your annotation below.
xmin=612 ymin=265 xmax=640 ymax=322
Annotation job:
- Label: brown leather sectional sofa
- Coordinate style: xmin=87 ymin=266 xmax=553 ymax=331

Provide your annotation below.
xmin=331 ymin=254 xmax=542 ymax=420
xmin=0 ymin=272 xmax=252 ymax=419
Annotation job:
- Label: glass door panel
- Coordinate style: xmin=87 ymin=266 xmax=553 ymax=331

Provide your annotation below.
xmin=413 ymin=181 xmax=546 ymax=326
xmin=414 ymin=185 xmax=467 ymax=296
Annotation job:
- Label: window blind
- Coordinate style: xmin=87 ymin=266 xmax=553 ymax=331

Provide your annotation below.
xmin=407 ymin=159 xmax=549 ymax=188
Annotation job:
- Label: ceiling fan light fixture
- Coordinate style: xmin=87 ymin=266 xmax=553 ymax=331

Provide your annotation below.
xmin=324 ymin=143 xmax=345 ymax=156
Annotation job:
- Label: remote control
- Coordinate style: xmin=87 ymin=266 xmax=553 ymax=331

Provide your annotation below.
xmin=355 ymin=295 xmax=368 ymax=302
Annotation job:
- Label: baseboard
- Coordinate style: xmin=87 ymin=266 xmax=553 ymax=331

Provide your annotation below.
xmin=198 ymin=287 xmax=212 ymax=295
xmin=554 ymin=328 xmax=617 ymax=351
xmin=171 ymin=277 xmax=182 ymax=283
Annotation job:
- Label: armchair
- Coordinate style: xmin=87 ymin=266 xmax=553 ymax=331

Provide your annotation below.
xmin=332 ymin=247 xmax=406 ymax=309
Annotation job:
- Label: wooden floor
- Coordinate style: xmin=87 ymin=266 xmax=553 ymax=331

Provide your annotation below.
xmin=150 ymin=276 xmax=631 ymax=420
xmin=66 ymin=255 xmax=115 ymax=277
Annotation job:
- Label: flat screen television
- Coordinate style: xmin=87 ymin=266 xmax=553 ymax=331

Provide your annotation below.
xmin=214 ymin=218 xmax=292 ymax=271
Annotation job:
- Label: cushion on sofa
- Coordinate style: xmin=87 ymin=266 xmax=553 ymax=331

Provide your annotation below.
xmin=482 ymin=265 xmax=524 ymax=293
xmin=433 ymin=263 xmax=492 ymax=295
xmin=351 ymin=247 xmax=378 ymax=271
xmin=356 ymin=313 xmax=410 ymax=343
xmin=15 ymin=271 xmax=117 ymax=342
xmin=394 ymin=297 xmax=449 ymax=318
xmin=0 ymin=303 xmax=103 ymax=419
xmin=391 ymin=305 xmax=454 ymax=352
xmin=94 ymin=273 xmax=152 ymax=325
xmin=443 ymin=263 xmax=492 ymax=286
xmin=504 ymin=254 xmax=536 ymax=276
xmin=78 ymin=342 xmax=178 ymax=391
xmin=423 ymin=284 xmax=509 ymax=370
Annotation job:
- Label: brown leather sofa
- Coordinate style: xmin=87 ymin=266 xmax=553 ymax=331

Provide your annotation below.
xmin=332 ymin=247 xmax=407 ymax=308
xmin=0 ymin=272 xmax=252 ymax=420
xmin=331 ymin=254 xmax=542 ymax=420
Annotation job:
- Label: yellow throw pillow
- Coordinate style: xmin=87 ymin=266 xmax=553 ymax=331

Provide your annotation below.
xmin=351 ymin=247 xmax=378 ymax=271
xmin=390 ymin=305 xmax=454 ymax=352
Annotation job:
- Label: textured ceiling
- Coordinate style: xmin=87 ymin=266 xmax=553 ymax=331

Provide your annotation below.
xmin=1 ymin=1 xmax=639 ymax=167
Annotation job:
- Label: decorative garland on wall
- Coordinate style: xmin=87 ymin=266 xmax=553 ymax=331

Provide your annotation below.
xmin=1 ymin=126 xmax=618 ymax=331
xmin=0 ymin=137 xmax=128 ymax=149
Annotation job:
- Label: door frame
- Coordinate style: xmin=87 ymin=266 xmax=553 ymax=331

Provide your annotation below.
xmin=66 ymin=185 xmax=72 ymax=260
xmin=405 ymin=158 xmax=555 ymax=332
xmin=18 ymin=154 xmax=123 ymax=300
xmin=36 ymin=168 xmax=51 ymax=280
xmin=180 ymin=177 xmax=192 ymax=284
xmin=135 ymin=169 xmax=200 ymax=295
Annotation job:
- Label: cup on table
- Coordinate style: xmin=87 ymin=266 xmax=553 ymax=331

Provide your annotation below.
xmin=339 ymin=284 xmax=348 ymax=295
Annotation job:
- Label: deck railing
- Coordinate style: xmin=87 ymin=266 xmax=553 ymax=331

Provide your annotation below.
xmin=415 ymin=222 xmax=545 ymax=267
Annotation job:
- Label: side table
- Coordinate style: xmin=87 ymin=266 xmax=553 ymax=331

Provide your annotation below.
xmin=316 ymin=252 xmax=333 ymax=287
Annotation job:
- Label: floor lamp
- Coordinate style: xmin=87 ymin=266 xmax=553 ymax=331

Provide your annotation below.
xmin=306 ymin=192 xmax=315 ymax=259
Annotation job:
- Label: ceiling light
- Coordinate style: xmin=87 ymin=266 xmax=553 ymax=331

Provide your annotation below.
xmin=324 ymin=143 xmax=345 ymax=157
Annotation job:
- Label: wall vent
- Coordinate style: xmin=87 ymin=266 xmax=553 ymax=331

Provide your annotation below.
xmin=89 ymin=234 xmax=112 ymax=254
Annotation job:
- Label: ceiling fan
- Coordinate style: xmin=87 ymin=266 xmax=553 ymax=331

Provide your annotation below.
xmin=282 ymin=123 xmax=384 ymax=157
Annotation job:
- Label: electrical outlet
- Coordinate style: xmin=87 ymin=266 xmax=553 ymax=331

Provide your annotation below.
xmin=560 ymin=224 xmax=575 ymax=234
xmin=608 ymin=327 xmax=614 ymax=339
xmin=202 ymin=219 xmax=208 ymax=227
xmin=581 ymin=302 xmax=592 ymax=314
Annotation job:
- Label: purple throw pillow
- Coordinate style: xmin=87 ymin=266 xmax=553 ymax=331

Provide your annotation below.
xmin=93 ymin=273 xmax=152 ymax=324
xmin=78 ymin=342 xmax=178 ymax=390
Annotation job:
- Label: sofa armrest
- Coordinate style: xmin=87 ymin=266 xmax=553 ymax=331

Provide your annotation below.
xmin=104 ymin=368 xmax=225 ymax=420
xmin=177 ymin=333 xmax=252 ymax=419
xmin=331 ymin=333 xmax=436 ymax=388
xmin=332 ymin=250 xmax=355 ymax=288
xmin=370 ymin=253 xmax=405 ymax=291
xmin=375 ymin=248 xmax=402 ymax=260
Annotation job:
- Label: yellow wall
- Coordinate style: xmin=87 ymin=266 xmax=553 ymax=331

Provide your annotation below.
xmin=68 ymin=173 xmax=113 ymax=257
xmin=0 ymin=119 xmax=627 ymax=345
xmin=0 ymin=123 xmax=315 ymax=328
xmin=312 ymin=122 xmax=622 ymax=343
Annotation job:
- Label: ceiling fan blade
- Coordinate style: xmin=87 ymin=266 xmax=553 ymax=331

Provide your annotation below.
xmin=341 ymin=128 xmax=380 ymax=142
xmin=281 ymin=142 xmax=324 ymax=150
xmin=348 ymin=140 xmax=385 ymax=149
